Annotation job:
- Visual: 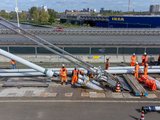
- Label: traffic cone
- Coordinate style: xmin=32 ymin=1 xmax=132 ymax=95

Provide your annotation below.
xmin=115 ymin=82 xmax=121 ymax=92
xmin=140 ymin=110 xmax=145 ymax=120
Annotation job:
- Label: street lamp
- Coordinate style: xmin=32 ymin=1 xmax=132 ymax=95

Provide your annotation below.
xmin=15 ymin=0 xmax=20 ymax=27
xmin=128 ymin=0 xmax=131 ymax=12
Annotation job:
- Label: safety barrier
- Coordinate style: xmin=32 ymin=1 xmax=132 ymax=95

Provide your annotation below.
xmin=1 ymin=29 xmax=160 ymax=35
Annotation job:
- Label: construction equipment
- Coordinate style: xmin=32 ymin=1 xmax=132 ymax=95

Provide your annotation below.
xmin=0 ymin=17 xmax=95 ymax=73
xmin=142 ymin=106 xmax=160 ymax=113
xmin=0 ymin=17 xmax=114 ymax=90
xmin=0 ymin=16 xmax=113 ymax=79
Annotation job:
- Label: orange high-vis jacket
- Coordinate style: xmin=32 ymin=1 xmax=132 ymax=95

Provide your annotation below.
xmin=158 ymin=56 xmax=160 ymax=62
xmin=105 ymin=61 xmax=110 ymax=70
xmin=72 ymin=69 xmax=79 ymax=83
xmin=130 ymin=55 xmax=136 ymax=66
xmin=72 ymin=69 xmax=79 ymax=76
xmin=142 ymin=55 xmax=148 ymax=65
xmin=144 ymin=64 xmax=148 ymax=76
xmin=10 ymin=60 xmax=16 ymax=65
xmin=60 ymin=68 xmax=67 ymax=77
xmin=135 ymin=64 xmax=140 ymax=73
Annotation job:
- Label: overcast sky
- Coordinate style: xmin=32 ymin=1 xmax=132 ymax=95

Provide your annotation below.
xmin=1 ymin=0 xmax=160 ymax=12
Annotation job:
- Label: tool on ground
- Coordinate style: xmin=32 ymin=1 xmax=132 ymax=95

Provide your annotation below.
xmin=142 ymin=106 xmax=160 ymax=113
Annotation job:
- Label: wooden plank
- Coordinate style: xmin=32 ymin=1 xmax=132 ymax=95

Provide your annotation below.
xmin=124 ymin=74 xmax=148 ymax=96
xmin=116 ymin=76 xmax=132 ymax=92
xmin=127 ymin=75 xmax=148 ymax=96
xmin=123 ymin=74 xmax=140 ymax=96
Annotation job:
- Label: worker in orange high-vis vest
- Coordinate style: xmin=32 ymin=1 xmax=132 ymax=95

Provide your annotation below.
xmin=130 ymin=53 xmax=137 ymax=66
xmin=10 ymin=59 xmax=16 ymax=69
xmin=105 ymin=58 xmax=110 ymax=70
xmin=134 ymin=62 xmax=140 ymax=79
xmin=71 ymin=67 xmax=80 ymax=85
xmin=144 ymin=63 xmax=148 ymax=76
xmin=60 ymin=64 xmax=68 ymax=85
xmin=142 ymin=52 xmax=148 ymax=66
xmin=158 ymin=54 xmax=160 ymax=65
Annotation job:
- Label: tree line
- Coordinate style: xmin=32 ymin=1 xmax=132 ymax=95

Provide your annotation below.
xmin=0 ymin=7 xmax=57 ymax=25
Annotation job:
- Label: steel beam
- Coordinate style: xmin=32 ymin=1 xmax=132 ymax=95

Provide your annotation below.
xmin=0 ymin=49 xmax=54 ymax=77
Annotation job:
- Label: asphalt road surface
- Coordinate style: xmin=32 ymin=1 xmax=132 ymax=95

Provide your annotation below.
xmin=0 ymin=34 xmax=160 ymax=47
xmin=0 ymin=100 xmax=159 ymax=120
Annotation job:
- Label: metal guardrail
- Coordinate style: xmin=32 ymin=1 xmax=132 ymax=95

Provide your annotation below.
xmin=1 ymin=29 xmax=160 ymax=35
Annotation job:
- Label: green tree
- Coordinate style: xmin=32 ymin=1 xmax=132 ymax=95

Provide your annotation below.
xmin=19 ymin=11 xmax=27 ymax=21
xmin=39 ymin=9 xmax=49 ymax=24
xmin=29 ymin=7 xmax=40 ymax=23
xmin=0 ymin=10 xmax=10 ymax=19
xmin=48 ymin=9 xmax=56 ymax=24
xmin=9 ymin=11 xmax=17 ymax=20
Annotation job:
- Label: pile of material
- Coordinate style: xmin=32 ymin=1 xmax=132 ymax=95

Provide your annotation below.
xmin=139 ymin=75 xmax=160 ymax=91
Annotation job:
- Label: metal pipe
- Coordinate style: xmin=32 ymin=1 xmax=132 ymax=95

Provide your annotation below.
xmin=0 ymin=49 xmax=54 ymax=77
xmin=0 ymin=72 xmax=44 ymax=77
xmin=78 ymin=74 xmax=103 ymax=91
xmin=0 ymin=69 xmax=154 ymax=76
xmin=1 ymin=66 xmax=160 ymax=73
xmin=109 ymin=66 xmax=160 ymax=70
xmin=2 ymin=68 xmax=160 ymax=74
xmin=0 ymin=68 xmax=88 ymax=73
xmin=106 ymin=69 xmax=160 ymax=74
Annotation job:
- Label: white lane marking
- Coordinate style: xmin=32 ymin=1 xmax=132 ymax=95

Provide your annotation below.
xmin=0 ymin=100 xmax=159 ymax=103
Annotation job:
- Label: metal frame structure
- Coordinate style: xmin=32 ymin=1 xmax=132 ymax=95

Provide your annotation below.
xmin=0 ymin=17 xmax=118 ymax=90
xmin=0 ymin=17 xmax=97 ymax=73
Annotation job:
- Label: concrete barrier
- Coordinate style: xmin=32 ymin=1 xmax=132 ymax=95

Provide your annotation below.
xmin=0 ymin=54 xmax=158 ymax=63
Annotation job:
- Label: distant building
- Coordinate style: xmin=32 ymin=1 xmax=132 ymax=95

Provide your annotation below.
xmin=150 ymin=5 xmax=160 ymax=13
xmin=65 ymin=10 xmax=91 ymax=16
xmin=100 ymin=8 xmax=114 ymax=14
xmin=64 ymin=8 xmax=96 ymax=16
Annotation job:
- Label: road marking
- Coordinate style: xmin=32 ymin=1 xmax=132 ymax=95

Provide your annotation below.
xmin=146 ymin=94 xmax=157 ymax=99
xmin=65 ymin=93 xmax=73 ymax=97
xmin=81 ymin=92 xmax=89 ymax=97
xmin=0 ymin=100 xmax=160 ymax=103
xmin=111 ymin=93 xmax=124 ymax=98
xmin=89 ymin=92 xmax=106 ymax=98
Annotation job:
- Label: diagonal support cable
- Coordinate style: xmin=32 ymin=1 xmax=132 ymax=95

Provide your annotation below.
xmin=0 ymin=21 xmax=96 ymax=74
xmin=0 ymin=16 xmax=94 ymax=69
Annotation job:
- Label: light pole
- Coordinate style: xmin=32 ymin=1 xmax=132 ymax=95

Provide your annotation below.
xmin=128 ymin=0 xmax=131 ymax=12
xmin=15 ymin=0 xmax=20 ymax=27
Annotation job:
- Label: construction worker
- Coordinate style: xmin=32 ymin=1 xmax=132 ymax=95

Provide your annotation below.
xmin=142 ymin=52 xmax=148 ymax=66
xmin=60 ymin=64 xmax=68 ymax=85
xmin=71 ymin=67 xmax=79 ymax=85
xmin=144 ymin=63 xmax=148 ymax=76
xmin=105 ymin=58 xmax=110 ymax=70
xmin=130 ymin=53 xmax=137 ymax=66
xmin=134 ymin=62 xmax=140 ymax=79
xmin=10 ymin=59 xmax=16 ymax=69
xmin=158 ymin=54 xmax=160 ymax=65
